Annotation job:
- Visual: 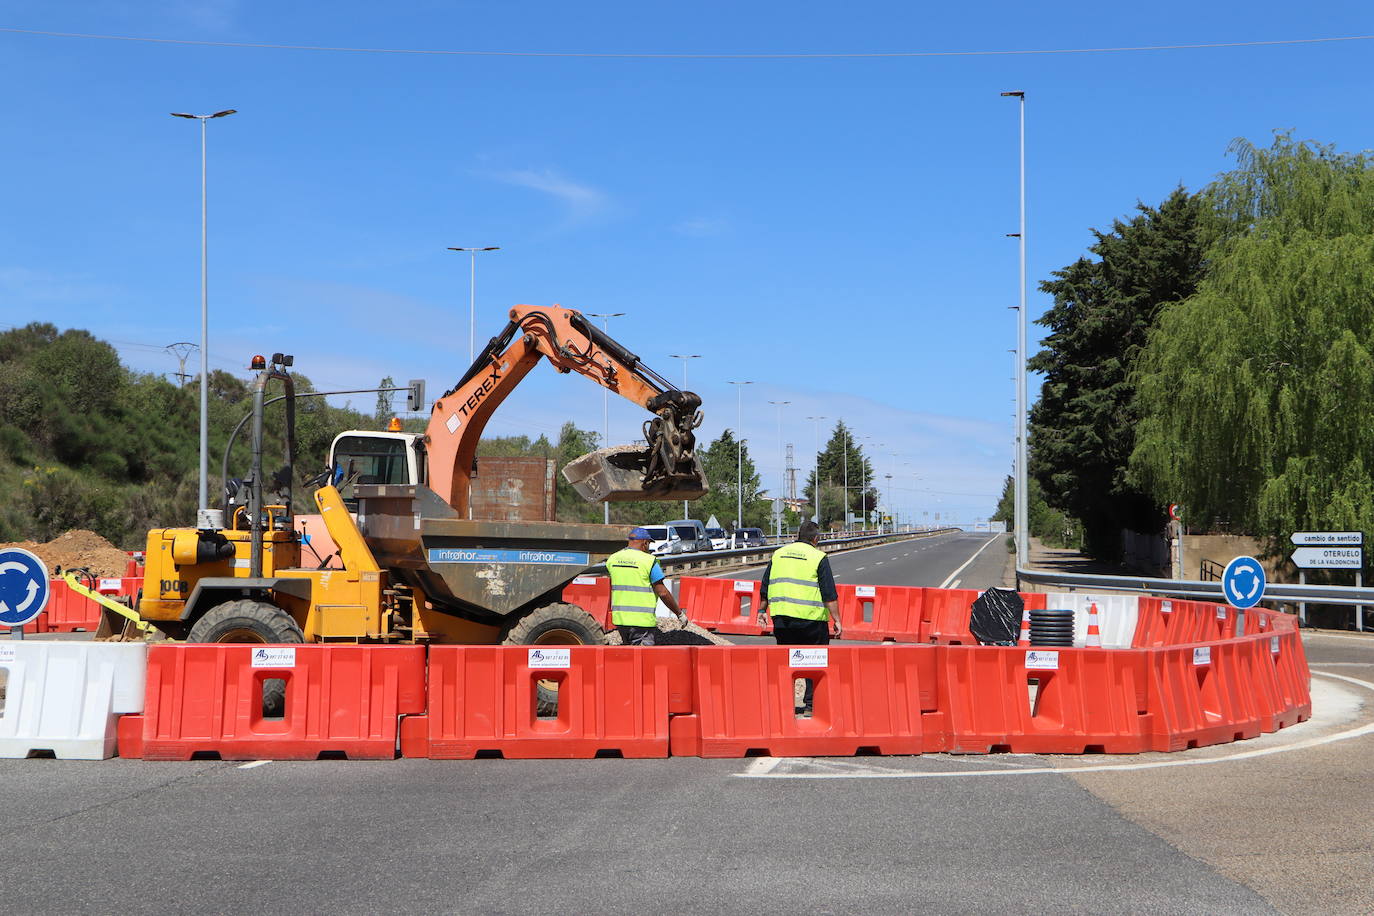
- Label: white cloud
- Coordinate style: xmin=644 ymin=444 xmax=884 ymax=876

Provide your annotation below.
xmin=484 ymin=168 xmax=609 ymax=223
xmin=673 ymin=217 xmax=729 ymax=238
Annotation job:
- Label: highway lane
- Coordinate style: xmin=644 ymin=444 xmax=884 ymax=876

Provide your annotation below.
xmin=713 ymin=531 xmax=1008 ymax=591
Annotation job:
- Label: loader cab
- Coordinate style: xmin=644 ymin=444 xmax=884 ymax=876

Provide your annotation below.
xmin=329 ymin=431 xmax=425 ymax=508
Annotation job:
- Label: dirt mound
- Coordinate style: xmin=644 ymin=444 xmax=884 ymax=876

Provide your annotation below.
xmin=0 ymin=530 xmax=131 ymax=578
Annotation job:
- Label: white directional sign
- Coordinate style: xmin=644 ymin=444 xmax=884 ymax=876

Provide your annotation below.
xmin=1291 ymin=531 xmax=1363 ymax=546
xmin=1290 ymin=546 xmax=1363 ymax=569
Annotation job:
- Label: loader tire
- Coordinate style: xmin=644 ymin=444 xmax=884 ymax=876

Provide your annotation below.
xmin=501 ymin=602 xmax=607 ymax=717
xmin=188 ymin=599 xmax=304 ymax=717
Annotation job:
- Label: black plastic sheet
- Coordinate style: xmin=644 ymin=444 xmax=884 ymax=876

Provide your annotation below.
xmin=970 ymin=587 xmax=1024 ymax=646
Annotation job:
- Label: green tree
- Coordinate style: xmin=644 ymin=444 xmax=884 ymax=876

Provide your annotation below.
xmin=991 ymin=474 xmax=1077 ymax=548
xmin=803 ymin=421 xmax=877 ymax=528
xmin=1029 ymin=187 xmax=1206 ymax=560
xmin=1131 ymin=134 xmax=1374 ymax=548
xmin=695 ymin=428 xmax=766 ymax=527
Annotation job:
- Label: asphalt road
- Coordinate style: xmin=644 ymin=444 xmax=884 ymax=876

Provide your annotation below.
xmin=2 ymin=534 xmax=1370 ymax=915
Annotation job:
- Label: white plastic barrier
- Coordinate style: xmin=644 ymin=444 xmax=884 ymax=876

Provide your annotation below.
xmin=0 ymin=641 xmax=148 ymax=759
xmin=1038 ymin=593 xmax=1139 ymax=648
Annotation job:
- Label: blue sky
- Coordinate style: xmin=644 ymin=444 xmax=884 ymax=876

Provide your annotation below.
xmin=3 ymin=3 xmax=1373 ymax=525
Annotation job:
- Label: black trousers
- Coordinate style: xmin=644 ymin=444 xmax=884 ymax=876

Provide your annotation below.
xmin=772 ymin=617 xmax=830 ymax=709
xmin=617 ymin=624 xmax=657 ymax=646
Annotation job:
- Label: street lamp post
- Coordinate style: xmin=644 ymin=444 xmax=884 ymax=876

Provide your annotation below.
xmin=1002 ymin=89 xmax=1029 ymax=573
xmin=768 ymin=400 xmax=789 ymax=539
xmin=841 ymin=424 xmax=849 ymax=532
xmin=170 ymin=108 xmax=236 ymax=521
xmin=727 ymin=381 xmax=753 ymax=536
xmin=806 ymin=416 xmax=826 ymax=525
xmin=668 ymin=355 xmax=702 ymax=518
xmin=447 ymin=246 xmax=501 ymax=365
xmin=587 ymin=311 xmax=625 ymax=524
xmin=884 ymin=473 xmax=893 ymax=534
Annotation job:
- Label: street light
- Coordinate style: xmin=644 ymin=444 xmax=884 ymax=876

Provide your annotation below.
xmin=587 ymin=311 xmax=625 ymax=524
xmin=806 ymin=415 xmax=827 ymax=525
xmin=768 ymin=400 xmax=790 ymax=538
xmin=1001 ymin=89 xmax=1029 ymax=573
xmin=447 ymin=246 xmax=501 ymax=365
xmin=170 ymin=108 xmax=236 ymax=521
xmin=668 ymin=354 xmax=702 ymax=518
xmin=884 ymin=473 xmax=893 ymax=533
xmin=860 ymin=435 xmax=883 ymax=532
xmin=727 ymin=381 xmax=753 ymax=535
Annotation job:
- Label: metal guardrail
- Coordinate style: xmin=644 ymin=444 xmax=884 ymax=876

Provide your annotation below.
xmin=655 ymin=528 xmax=962 ymax=572
xmin=1016 ymin=566 xmax=1369 ymax=632
xmin=1016 ymin=566 xmax=1374 ymax=606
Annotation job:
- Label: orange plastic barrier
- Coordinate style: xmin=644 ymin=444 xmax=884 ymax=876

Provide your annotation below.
xmin=1148 ymin=639 xmax=1265 ymax=750
xmin=921 ymin=587 xmax=981 ymax=644
xmin=941 ymin=646 xmax=1156 ymax=753
xmin=836 ymin=584 xmax=923 ymax=641
xmin=117 ymin=644 xmax=426 ymax=760
xmin=561 ymin=576 xmax=611 ymax=628
xmin=679 ymin=577 xmax=766 ymax=635
xmin=670 ymin=646 xmax=939 ymax=757
xmin=401 ymin=646 xmax=692 ymax=759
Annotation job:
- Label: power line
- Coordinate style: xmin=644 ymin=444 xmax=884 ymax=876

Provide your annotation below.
xmin=3 ymin=26 xmax=1372 ymax=60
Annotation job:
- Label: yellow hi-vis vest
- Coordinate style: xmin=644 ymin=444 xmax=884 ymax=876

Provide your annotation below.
xmin=607 ymin=547 xmax=659 ymax=627
xmin=767 ymin=541 xmax=829 ymax=621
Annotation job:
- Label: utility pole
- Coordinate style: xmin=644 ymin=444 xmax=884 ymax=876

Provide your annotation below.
xmin=1002 ymin=89 xmax=1029 ymax=573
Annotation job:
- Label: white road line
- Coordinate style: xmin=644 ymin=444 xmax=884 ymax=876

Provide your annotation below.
xmin=742 ymin=757 xmax=781 ymax=776
xmin=875 ymin=561 xmax=884 ymax=565
xmin=854 ymin=566 xmax=866 ymax=571
xmin=950 ymin=579 xmax=961 ymax=589
xmin=736 ymin=672 xmax=1371 ymax=780
xmin=1304 ymin=632 xmax=1374 ymax=643
xmin=238 ymin=760 xmax=271 ymax=770
xmin=938 ymin=536 xmax=999 ymax=589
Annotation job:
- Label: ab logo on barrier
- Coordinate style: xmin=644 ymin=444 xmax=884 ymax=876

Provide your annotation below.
xmin=1025 ymin=650 xmax=1059 ymax=670
xmin=250 ymin=647 xmax=296 ymax=668
xmin=0 ymin=546 xmax=49 ymax=628
xmin=788 ymin=648 xmax=827 ymax=668
xmin=528 ymin=648 xmax=571 ymax=669
xmin=1221 ymin=556 xmax=1266 ymax=609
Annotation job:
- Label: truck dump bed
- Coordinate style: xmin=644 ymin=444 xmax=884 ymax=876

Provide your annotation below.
xmin=355 ymin=484 xmax=626 ymax=620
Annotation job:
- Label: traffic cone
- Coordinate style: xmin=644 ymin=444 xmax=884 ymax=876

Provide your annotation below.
xmin=1086 ymin=602 xmax=1103 ymax=648
xmin=1018 ymin=607 xmax=1031 ymax=645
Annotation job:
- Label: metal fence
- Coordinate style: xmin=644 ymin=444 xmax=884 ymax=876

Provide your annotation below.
xmin=654 ymin=528 xmax=962 ymax=573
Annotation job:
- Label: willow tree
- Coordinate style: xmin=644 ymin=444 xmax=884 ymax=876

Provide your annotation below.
xmin=1130 ymin=134 xmax=1374 ymax=541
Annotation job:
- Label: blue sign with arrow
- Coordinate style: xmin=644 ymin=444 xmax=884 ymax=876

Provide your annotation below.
xmin=0 ymin=547 xmax=50 ymax=627
xmin=1221 ymin=555 xmax=1266 ymax=609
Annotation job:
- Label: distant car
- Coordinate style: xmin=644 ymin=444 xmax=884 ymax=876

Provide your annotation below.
xmin=639 ymin=525 xmax=672 ymax=556
xmin=704 ymin=527 xmax=728 ymax=550
xmin=665 ymin=519 xmax=710 ymax=553
xmin=733 ymin=527 xmax=766 ymax=548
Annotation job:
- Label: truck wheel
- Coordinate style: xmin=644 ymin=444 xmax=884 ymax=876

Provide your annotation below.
xmin=501 ymin=602 xmax=607 ymax=716
xmin=188 ymin=599 xmax=305 ymax=644
xmin=188 ymin=599 xmax=304 ymax=717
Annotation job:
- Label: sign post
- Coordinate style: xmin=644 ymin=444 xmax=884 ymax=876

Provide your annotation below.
xmin=0 ymin=547 xmax=51 ymax=638
xmin=1290 ymin=532 xmax=1365 ymax=631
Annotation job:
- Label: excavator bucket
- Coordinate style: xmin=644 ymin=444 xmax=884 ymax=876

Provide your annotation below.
xmin=563 ymin=444 xmax=709 ymax=503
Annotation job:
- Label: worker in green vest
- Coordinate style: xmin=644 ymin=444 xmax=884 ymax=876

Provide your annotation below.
xmin=607 ymin=526 xmax=686 ymax=646
xmin=756 ymin=520 xmax=841 ymax=714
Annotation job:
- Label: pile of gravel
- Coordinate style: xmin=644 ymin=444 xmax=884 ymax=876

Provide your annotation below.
xmin=601 ymin=617 xmax=734 ymax=647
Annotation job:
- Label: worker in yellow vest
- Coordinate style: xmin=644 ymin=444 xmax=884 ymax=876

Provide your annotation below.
xmin=607 ymin=527 xmax=686 ymax=646
xmin=756 ymin=520 xmax=841 ymax=713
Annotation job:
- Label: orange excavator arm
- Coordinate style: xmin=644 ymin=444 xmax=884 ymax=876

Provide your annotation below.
xmin=425 ymin=305 xmax=707 ymax=517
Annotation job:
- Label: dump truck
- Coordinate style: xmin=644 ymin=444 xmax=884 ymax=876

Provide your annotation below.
xmin=132 ymin=305 xmax=709 ymax=655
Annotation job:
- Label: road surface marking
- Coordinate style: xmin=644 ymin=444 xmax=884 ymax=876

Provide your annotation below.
xmin=950 ymin=579 xmax=961 ymax=589
xmin=735 ymin=672 xmax=1368 ymax=779
xmin=238 ymin=760 xmax=271 ymax=770
xmin=742 ymin=757 xmax=781 ymax=776
xmin=938 ymin=536 xmax=999 ymax=588
xmin=855 ymin=566 xmax=865 ymax=571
